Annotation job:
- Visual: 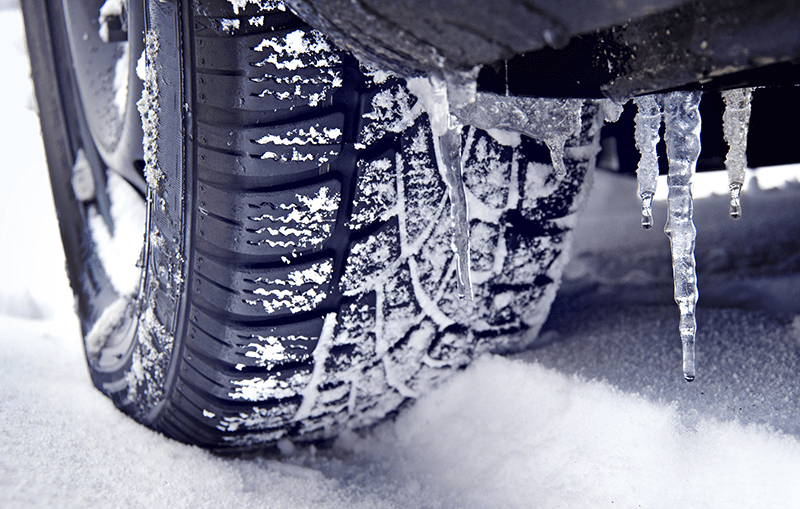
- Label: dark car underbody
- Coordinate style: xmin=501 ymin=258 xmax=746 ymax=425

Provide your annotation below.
xmin=288 ymin=0 xmax=799 ymax=172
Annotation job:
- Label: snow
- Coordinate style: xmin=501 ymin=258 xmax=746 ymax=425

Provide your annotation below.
xmin=97 ymin=0 xmax=124 ymax=43
xmin=83 ymin=295 xmax=132 ymax=360
xmin=4 ymin=4 xmax=800 ymax=508
xmin=228 ymin=0 xmax=286 ymax=15
xmin=246 ymin=259 xmax=332 ymax=313
xmin=111 ymin=40 xmax=129 ymax=119
xmin=87 ymin=171 xmax=145 ymax=295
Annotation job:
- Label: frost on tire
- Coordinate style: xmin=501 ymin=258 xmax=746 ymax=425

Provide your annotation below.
xmin=288 ymin=88 xmax=604 ymax=438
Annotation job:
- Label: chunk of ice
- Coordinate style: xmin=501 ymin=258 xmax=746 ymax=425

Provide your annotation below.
xmin=598 ymin=98 xmax=626 ymax=123
xmin=438 ymin=125 xmax=473 ymax=300
xmin=722 ymin=87 xmax=753 ymax=219
xmin=662 ymin=90 xmax=702 ymax=382
xmin=453 ymin=94 xmax=583 ymax=179
xmin=633 ymin=95 xmax=663 ymax=229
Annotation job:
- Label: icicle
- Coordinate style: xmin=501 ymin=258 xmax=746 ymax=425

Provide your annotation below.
xmin=633 ymin=95 xmax=663 ymax=230
xmin=546 ymin=136 xmax=569 ymax=179
xmin=407 ymin=73 xmax=476 ymax=300
xmin=722 ymin=87 xmax=753 ymax=219
xmin=409 ymin=80 xmax=586 ymax=300
xmin=535 ymin=99 xmax=582 ymax=179
xmin=662 ymin=90 xmax=702 ymax=382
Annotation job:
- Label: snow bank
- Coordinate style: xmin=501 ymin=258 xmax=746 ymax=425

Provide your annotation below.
xmin=4 ymin=313 xmax=800 ymax=508
xmin=331 ymin=355 xmax=800 ymax=508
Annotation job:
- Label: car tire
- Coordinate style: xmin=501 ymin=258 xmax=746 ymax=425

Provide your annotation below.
xmin=24 ymin=0 xmax=602 ymax=450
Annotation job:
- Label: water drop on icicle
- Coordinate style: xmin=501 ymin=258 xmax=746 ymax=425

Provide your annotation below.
xmin=633 ymin=95 xmax=663 ymax=230
xmin=722 ymin=87 xmax=753 ymax=220
xmin=662 ymin=90 xmax=702 ymax=382
xmin=640 ymin=192 xmax=654 ymax=230
xmin=729 ymin=183 xmax=742 ymax=220
xmin=408 ymin=73 xmax=475 ymax=300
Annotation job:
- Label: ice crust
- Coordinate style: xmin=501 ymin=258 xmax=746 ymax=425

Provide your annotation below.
xmin=454 ymin=93 xmax=583 ymax=179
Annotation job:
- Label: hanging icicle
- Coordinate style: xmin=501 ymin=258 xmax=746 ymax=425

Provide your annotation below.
xmin=721 ymin=87 xmax=754 ymax=219
xmin=633 ymin=95 xmax=663 ymax=230
xmin=662 ymin=90 xmax=702 ymax=382
xmin=407 ymin=73 xmax=476 ymax=300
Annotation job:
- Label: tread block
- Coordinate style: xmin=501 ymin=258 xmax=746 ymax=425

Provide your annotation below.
xmin=195 ymin=25 xmax=343 ymax=111
xmin=348 ymin=150 xmax=398 ymax=231
xmin=181 ymin=345 xmax=312 ymax=402
xmin=193 ymin=253 xmax=336 ymax=317
xmin=197 ymin=146 xmax=329 ymax=181
xmin=197 ymin=179 xmax=341 ymax=256
xmin=196 ymin=68 xmax=343 ymax=111
xmin=356 ymin=81 xmax=419 ymax=147
xmin=197 ymin=112 xmax=344 ymax=165
xmin=340 ymin=219 xmax=401 ymax=294
xmin=193 ymin=0 xmax=295 ymax=18
xmin=187 ymin=304 xmax=320 ymax=371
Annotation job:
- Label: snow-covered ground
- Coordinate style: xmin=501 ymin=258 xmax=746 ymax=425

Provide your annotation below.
xmin=3 ymin=4 xmax=800 ymax=508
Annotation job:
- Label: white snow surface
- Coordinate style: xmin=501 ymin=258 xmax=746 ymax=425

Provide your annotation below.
xmin=4 ymin=6 xmax=800 ymax=508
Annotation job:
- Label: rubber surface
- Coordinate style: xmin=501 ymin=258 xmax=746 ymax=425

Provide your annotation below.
xmin=28 ymin=0 xmax=601 ymax=450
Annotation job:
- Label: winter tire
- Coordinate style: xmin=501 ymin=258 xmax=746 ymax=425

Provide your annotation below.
xmin=24 ymin=0 xmax=601 ymax=450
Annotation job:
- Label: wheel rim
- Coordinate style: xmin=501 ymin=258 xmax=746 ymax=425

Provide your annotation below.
xmin=60 ymin=0 xmax=149 ymax=371
xmin=62 ymin=0 xmax=146 ymax=193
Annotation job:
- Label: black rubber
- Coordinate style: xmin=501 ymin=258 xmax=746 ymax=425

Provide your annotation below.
xmin=26 ymin=0 xmax=601 ymax=451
